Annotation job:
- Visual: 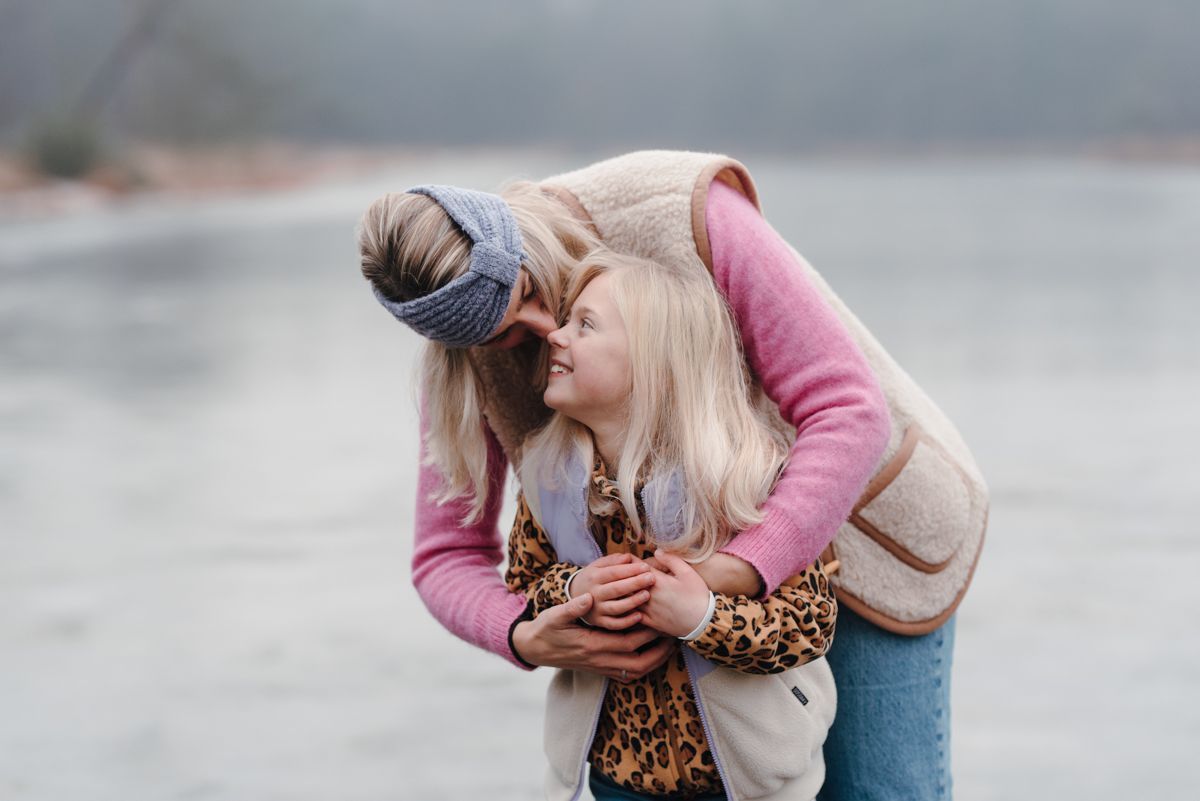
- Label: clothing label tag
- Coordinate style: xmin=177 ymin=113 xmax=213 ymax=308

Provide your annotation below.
xmin=791 ymin=686 xmax=809 ymax=706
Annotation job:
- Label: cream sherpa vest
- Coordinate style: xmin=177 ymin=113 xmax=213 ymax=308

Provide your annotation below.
xmin=475 ymin=150 xmax=988 ymax=635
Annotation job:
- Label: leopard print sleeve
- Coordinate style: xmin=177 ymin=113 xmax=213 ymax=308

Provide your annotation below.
xmin=687 ymin=558 xmax=837 ymax=675
xmin=503 ymin=491 xmax=578 ymax=616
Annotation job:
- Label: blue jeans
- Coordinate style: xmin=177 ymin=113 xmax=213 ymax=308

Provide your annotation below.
xmin=818 ymin=604 xmax=956 ymax=801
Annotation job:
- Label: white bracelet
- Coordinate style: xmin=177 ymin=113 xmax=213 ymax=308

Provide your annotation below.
xmin=564 ymin=569 xmax=594 ymax=627
xmin=678 ymin=591 xmax=717 ymax=641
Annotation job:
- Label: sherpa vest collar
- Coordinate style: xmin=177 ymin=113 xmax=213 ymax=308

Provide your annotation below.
xmin=534 ymin=454 xmax=834 ymax=801
xmin=475 ymin=150 xmax=988 ymax=635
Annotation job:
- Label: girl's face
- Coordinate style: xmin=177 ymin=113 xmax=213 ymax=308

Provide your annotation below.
xmin=543 ymin=273 xmax=632 ymax=428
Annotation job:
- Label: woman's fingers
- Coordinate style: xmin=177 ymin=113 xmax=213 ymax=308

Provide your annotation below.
xmin=583 ymin=626 xmax=673 ymax=680
xmin=589 ymin=624 xmax=660 ymax=653
xmin=591 ymin=611 xmax=643 ymax=630
xmin=544 ymin=592 xmax=593 ymax=623
xmin=603 ymin=639 xmax=674 ymax=681
xmin=518 ymin=599 xmax=673 ymax=677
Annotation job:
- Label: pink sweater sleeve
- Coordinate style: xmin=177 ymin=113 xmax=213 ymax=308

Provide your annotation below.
xmin=707 ymin=180 xmax=891 ymax=595
xmin=410 ymin=407 xmax=532 ymax=669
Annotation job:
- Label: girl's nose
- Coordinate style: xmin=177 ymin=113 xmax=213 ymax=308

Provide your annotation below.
xmin=546 ymin=325 xmax=569 ymax=348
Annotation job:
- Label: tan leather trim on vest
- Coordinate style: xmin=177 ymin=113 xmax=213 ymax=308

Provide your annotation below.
xmin=690 ymin=161 xmax=762 ymax=273
xmin=849 ymin=425 xmax=956 ymax=575
xmin=821 ymin=508 xmax=988 ymax=636
xmin=848 ymin=512 xmax=952 ymax=575
xmin=540 ymin=184 xmax=600 ymax=237
xmin=854 ymin=424 xmax=921 ymax=511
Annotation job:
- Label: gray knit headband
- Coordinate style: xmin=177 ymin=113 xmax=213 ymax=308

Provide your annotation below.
xmin=371 ymin=184 xmax=526 ymax=348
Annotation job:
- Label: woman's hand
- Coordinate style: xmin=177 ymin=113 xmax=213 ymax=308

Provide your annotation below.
xmin=638 ymin=550 xmax=715 ymax=638
xmin=570 ymin=553 xmax=656 ymax=629
xmin=511 ymin=593 xmax=674 ymax=682
xmin=688 ymin=552 xmax=764 ymax=598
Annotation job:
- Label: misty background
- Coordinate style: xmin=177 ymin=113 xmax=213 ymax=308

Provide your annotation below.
xmin=2 ymin=2 xmax=1198 ymax=801
xmin=3 ymin=0 xmax=1200 ymax=155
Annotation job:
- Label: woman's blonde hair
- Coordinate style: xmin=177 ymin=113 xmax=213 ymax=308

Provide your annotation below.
xmin=520 ymin=250 xmax=791 ymax=561
xmin=357 ymin=181 xmax=600 ymax=522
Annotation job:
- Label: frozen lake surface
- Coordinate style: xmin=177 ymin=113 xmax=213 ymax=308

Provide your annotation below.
xmin=2 ymin=152 xmax=1198 ymax=799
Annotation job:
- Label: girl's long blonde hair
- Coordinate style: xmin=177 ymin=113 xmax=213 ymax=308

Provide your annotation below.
xmin=357 ymin=181 xmax=600 ymax=522
xmin=520 ymin=250 xmax=791 ymax=561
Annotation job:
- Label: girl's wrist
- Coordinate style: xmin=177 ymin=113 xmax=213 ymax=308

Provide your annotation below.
xmin=564 ymin=569 xmax=594 ymax=627
xmin=677 ymin=591 xmax=717 ymax=641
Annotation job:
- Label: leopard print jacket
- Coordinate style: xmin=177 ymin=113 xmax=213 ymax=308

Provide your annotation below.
xmin=505 ymin=465 xmax=837 ymax=798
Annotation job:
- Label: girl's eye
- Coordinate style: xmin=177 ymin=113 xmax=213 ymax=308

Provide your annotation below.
xmin=580 ymin=318 xmax=594 ymax=330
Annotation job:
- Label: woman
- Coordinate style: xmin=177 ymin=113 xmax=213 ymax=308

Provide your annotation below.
xmin=357 ymin=151 xmax=973 ymax=800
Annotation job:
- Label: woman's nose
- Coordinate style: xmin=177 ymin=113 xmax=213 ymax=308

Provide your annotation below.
xmin=520 ymin=298 xmax=559 ymax=340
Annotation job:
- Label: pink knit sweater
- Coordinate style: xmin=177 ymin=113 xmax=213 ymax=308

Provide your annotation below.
xmin=410 ymin=180 xmax=891 ymax=669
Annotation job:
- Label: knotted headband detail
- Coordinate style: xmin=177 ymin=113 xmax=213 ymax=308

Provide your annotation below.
xmin=371 ymin=184 xmax=526 ymax=348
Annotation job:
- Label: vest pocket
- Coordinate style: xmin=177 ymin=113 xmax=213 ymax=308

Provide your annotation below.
xmin=850 ymin=424 xmax=973 ymax=573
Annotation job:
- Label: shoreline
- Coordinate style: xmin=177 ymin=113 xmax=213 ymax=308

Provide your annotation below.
xmin=3 ymin=136 xmax=1199 ymax=221
xmin=0 ymin=142 xmax=421 ymax=220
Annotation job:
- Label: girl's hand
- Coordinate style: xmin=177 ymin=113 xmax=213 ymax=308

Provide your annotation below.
xmin=644 ymin=552 xmax=764 ymax=598
xmin=571 ymin=553 xmax=656 ymax=630
xmin=638 ymin=550 xmax=714 ymax=638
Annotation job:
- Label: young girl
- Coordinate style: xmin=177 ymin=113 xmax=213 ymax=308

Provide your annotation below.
xmin=505 ymin=249 xmax=838 ymax=801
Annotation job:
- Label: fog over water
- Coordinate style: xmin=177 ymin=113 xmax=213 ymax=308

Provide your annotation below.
xmin=2 ymin=152 xmax=1198 ymax=799
xmin=4 ymin=1 xmax=1199 ymax=151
